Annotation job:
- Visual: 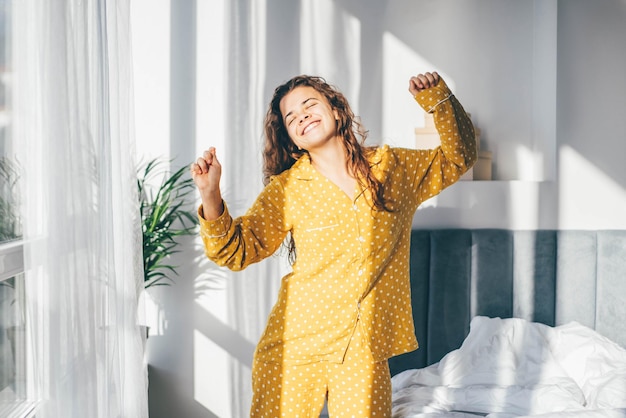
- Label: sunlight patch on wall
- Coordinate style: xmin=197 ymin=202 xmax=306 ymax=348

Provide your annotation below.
xmin=193 ymin=295 xmax=231 ymax=418
xmin=414 ymin=181 xmax=545 ymax=230
xmin=506 ymin=181 xmax=541 ymax=229
xmin=496 ymin=141 xmax=545 ymax=181
xmin=196 ymin=275 xmax=229 ymax=324
xmin=130 ymin=0 xmax=171 ymax=161
xmin=195 ymin=0 xmax=226 ymax=159
xmin=382 ymin=32 xmax=455 ymax=148
xmin=139 ymin=290 xmax=168 ymax=337
xmin=299 ymin=0 xmax=361 ymax=111
xmin=193 ymin=329 xmax=231 ymax=418
xmin=193 ymin=297 xmax=257 ymax=415
xmin=559 ymin=146 xmax=626 ymax=229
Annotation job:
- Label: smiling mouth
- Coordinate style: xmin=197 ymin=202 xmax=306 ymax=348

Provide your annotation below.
xmin=302 ymin=121 xmax=319 ymax=135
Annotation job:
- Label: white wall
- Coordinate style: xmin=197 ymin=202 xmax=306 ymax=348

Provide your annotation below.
xmin=131 ymin=1 xmax=626 ymax=416
xmin=555 ymin=0 xmax=626 ymax=229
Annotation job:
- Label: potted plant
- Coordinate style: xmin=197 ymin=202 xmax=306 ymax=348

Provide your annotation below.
xmin=137 ymin=158 xmax=198 ymax=288
xmin=0 ymin=157 xmax=21 ymax=243
xmin=0 ymin=157 xmax=22 ymax=390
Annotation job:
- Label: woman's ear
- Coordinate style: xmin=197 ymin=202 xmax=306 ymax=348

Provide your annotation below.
xmin=333 ymin=109 xmax=340 ymax=121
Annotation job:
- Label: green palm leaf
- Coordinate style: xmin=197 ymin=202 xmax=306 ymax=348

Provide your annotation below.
xmin=137 ymin=158 xmax=198 ymax=288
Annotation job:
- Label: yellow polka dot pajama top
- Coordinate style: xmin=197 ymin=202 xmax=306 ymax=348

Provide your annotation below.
xmin=199 ymin=79 xmax=477 ymax=368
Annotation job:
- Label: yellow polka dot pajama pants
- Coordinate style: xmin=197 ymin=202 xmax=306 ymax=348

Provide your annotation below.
xmin=250 ymin=326 xmax=391 ymax=417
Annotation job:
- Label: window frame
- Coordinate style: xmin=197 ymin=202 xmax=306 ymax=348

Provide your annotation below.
xmin=0 ymin=243 xmax=40 ymax=417
xmin=1 ymin=1 xmax=40 ymax=415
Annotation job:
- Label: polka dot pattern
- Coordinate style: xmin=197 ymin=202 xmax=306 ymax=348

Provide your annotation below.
xmin=250 ymin=325 xmax=391 ymax=417
xmin=199 ymin=79 xmax=476 ymax=412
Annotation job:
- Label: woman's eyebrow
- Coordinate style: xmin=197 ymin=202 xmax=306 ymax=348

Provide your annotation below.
xmin=284 ymin=97 xmax=316 ymax=122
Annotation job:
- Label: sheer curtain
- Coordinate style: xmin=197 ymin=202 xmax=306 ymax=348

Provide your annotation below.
xmin=137 ymin=1 xmax=365 ymax=415
xmin=222 ymin=2 xmax=284 ymax=415
xmin=13 ymin=1 xmax=148 ymax=417
xmin=218 ymin=0 xmax=363 ymax=414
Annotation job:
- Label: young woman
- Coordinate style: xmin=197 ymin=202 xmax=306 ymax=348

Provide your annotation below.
xmin=191 ymin=72 xmax=477 ymax=417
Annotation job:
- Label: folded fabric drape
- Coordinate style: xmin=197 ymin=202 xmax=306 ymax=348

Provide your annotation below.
xmin=13 ymin=1 xmax=149 ymax=416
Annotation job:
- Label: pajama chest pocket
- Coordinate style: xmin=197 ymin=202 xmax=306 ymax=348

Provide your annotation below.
xmin=296 ymin=218 xmax=341 ymax=255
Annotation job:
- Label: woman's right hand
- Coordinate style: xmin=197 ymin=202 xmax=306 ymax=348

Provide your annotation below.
xmin=190 ymin=147 xmax=224 ymax=220
xmin=191 ymin=147 xmax=222 ymax=192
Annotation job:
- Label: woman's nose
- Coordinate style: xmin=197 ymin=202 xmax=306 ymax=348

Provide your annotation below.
xmin=298 ymin=113 xmax=310 ymax=124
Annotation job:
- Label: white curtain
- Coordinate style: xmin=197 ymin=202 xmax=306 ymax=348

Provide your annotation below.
xmin=13 ymin=1 xmax=148 ymax=417
xmin=222 ymin=2 xmax=283 ymax=415
xmin=219 ymin=0 xmax=363 ymax=414
xmin=135 ymin=1 xmax=366 ymax=415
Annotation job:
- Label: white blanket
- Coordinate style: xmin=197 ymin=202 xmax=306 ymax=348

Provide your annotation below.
xmin=391 ymin=316 xmax=626 ymax=418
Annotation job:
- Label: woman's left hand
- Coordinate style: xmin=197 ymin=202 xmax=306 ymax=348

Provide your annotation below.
xmin=408 ymin=71 xmax=440 ymax=96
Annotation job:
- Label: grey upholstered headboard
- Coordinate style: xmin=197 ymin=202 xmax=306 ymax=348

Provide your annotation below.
xmin=388 ymin=229 xmax=626 ymax=376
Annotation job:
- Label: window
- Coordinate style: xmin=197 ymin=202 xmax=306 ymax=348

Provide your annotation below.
xmin=0 ymin=1 xmax=35 ymax=416
xmin=0 ymin=1 xmax=20 ymax=243
xmin=0 ymin=273 xmax=29 ymax=416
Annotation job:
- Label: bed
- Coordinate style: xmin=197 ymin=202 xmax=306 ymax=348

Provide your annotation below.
xmin=389 ymin=229 xmax=626 ymax=418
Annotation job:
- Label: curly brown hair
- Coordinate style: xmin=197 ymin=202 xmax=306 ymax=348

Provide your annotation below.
xmin=263 ymin=75 xmax=391 ymax=262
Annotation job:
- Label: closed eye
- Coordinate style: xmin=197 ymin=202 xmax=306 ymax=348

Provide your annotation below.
xmin=284 ymin=97 xmax=319 ymax=126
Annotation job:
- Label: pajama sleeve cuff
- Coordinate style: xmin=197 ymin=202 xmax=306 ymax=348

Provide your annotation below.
xmin=198 ymin=201 xmax=232 ymax=239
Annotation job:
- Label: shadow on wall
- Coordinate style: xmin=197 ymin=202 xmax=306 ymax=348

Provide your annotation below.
xmin=143 ymin=0 xmax=626 ymax=416
xmin=146 ymin=232 xmax=259 ymax=417
xmin=148 ymin=365 xmax=220 ymax=418
xmin=193 ymin=303 xmax=256 ymax=370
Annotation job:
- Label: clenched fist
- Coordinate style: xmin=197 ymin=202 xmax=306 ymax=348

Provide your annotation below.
xmin=408 ymin=71 xmax=440 ymax=97
xmin=190 ymin=147 xmax=224 ymax=220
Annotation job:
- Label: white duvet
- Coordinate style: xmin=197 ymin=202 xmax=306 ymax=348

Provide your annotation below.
xmin=391 ymin=316 xmax=626 ymax=418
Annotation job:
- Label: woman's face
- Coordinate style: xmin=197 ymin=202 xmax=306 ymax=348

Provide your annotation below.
xmin=279 ymin=86 xmax=340 ymax=152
